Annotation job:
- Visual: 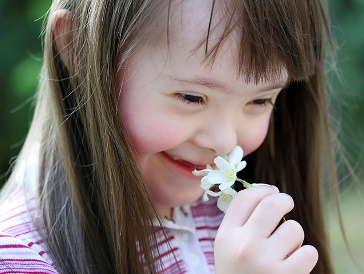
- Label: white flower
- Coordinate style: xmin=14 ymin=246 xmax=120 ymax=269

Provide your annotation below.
xmin=192 ymin=146 xmax=277 ymax=215
xmin=192 ymin=146 xmax=247 ymax=213
xmin=192 ymin=146 xmax=246 ymax=207
xmin=204 ymin=146 xmax=246 ymax=191
xmin=217 ymin=187 xmax=237 ymax=213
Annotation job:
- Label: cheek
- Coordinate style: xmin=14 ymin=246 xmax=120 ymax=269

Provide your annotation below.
xmin=116 ymin=68 xmax=187 ymax=158
xmin=122 ymin=112 xmax=180 ymax=155
xmin=117 ymin=91 xmax=184 ymax=156
xmin=239 ymin=117 xmax=270 ymax=156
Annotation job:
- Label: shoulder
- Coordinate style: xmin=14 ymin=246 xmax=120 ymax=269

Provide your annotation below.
xmin=0 ymin=142 xmax=58 ymax=273
xmin=0 ymin=188 xmax=58 ymax=273
xmin=0 ymin=232 xmax=58 ymax=273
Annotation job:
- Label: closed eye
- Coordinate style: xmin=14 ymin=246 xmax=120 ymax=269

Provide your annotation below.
xmin=251 ymin=98 xmax=274 ymax=107
xmin=175 ymin=93 xmax=204 ymax=105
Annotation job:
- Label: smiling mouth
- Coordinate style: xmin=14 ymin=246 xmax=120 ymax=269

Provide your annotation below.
xmin=163 ymin=152 xmax=207 ymax=171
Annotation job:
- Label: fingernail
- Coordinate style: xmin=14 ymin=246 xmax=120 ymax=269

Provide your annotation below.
xmin=270 ymin=185 xmax=279 ymax=192
xmin=251 ymin=183 xmax=272 ymax=187
xmin=251 ymin=183 xmax=279 ymax=192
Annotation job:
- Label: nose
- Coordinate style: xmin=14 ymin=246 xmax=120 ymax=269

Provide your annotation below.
xmin=193 ymin=116 xmax=238 ymax=157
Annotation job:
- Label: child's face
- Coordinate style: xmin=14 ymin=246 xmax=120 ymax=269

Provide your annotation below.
xmin=116 ymin=1 xmax=287 ymax=211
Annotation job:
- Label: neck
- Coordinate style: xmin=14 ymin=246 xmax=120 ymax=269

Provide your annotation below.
xmin=155 ymin=205 xmax=173 ymax=220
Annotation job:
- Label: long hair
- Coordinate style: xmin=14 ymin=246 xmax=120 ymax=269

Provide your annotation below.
xmin=2 ymin=0 xmax=336 ymax=273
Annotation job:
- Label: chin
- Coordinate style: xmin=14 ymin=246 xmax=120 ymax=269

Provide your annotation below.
xmin=154 ymin=187 xmax=204 ymax=208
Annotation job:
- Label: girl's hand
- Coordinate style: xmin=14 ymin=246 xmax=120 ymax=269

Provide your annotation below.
xmin=214 ymin=185 xmax=318 ymax=274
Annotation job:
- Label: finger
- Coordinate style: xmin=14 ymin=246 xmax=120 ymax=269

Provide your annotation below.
xmin=282 ymin=245 xmax=318 ymax=274
xmin=268 ymin=220 xmax=304 ymax=260
xmin=220 ymin=185 xmax=279 ymax=229
xmin=244 ymin=193 xmax=294 ymax=237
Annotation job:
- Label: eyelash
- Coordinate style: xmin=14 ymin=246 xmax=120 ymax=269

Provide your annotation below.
xmin=252 ymin=98 xmax=274 ymax=108
xmin=175 ymin=94 xmax=204 ymax=105
xmin=175 ymin=94 xmax=275 ymax=109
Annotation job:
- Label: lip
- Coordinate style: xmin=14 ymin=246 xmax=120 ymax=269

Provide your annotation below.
xmin=160 ymin=152 xmax=208 ymax=180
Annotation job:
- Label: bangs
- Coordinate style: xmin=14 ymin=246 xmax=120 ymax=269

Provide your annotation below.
xmin=198 ymin=0 xmax=327 ymax=84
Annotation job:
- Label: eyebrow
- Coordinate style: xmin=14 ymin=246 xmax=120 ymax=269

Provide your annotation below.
xmin=167 ymin=75 xmax=288 ymax=94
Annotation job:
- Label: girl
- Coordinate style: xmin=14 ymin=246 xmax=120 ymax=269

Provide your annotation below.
xmin=0 ymin=0 xmax=338 ymax=273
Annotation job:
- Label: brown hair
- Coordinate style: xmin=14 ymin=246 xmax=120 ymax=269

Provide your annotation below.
xmin=2 ymin=0 xmax=337 ymax=273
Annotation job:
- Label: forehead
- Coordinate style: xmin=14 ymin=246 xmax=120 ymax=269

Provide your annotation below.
xmin=168 ymin=1 xmax=232 ymax=52
xmin=155 ymin=0 xmax=288 ymax=85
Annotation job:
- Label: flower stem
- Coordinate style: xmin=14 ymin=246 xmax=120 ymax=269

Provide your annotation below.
xmin=236 ymin=178 xmax=253 ymax=189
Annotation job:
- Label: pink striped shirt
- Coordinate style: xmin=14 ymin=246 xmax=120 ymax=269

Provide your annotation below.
xmin=0 ymin=185 xmax=223 ymax=274
xmin=0 ymin=186 xmax=57 ymax=273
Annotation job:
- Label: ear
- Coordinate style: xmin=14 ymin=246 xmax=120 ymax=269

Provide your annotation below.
xmin=52 ymin=9 xmax=73 ymax=69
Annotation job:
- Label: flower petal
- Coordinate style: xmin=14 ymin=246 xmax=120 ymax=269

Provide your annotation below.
xmin=192 ymin=168 xmax=212 ymax=176
xmin=200 ymin=177 xmax=213 ymax=189
xmin=236 ymin=160 xmax=247 ymax=172
xmin=227 ymin=146 xmax=243 ymax=164
xmin=219 ymin=180 xmax=235 ymax=191
xmin=202 ymin=191 xmax=209 ymax=201
xmin=214 ymin=156 xmax=233 ymax=172
xmin=205 ymin=170 xmax=226 ymax=185
xmin=222 ymin=187 xmax=237 ymax=196
xmin=217 ymin=192 xmax=235 ymax=213
xmin=205 ymin=189 xmax=222 ymax=197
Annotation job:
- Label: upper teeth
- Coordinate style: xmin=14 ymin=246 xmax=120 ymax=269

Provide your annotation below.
xmin=169 ymin=154 xmax=180 ymax=161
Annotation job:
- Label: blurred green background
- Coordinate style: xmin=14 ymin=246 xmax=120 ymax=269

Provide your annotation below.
xmin=0 ymin=0 xmax=363 ymax=273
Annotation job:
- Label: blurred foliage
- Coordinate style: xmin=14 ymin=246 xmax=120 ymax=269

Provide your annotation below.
xmin=329 ymin=0 xmax=364 ymax=180
xmin=0 ymin=0 xmax=363 ymax=189
xmin=0 ymin=0 xmax=51 ymax=186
